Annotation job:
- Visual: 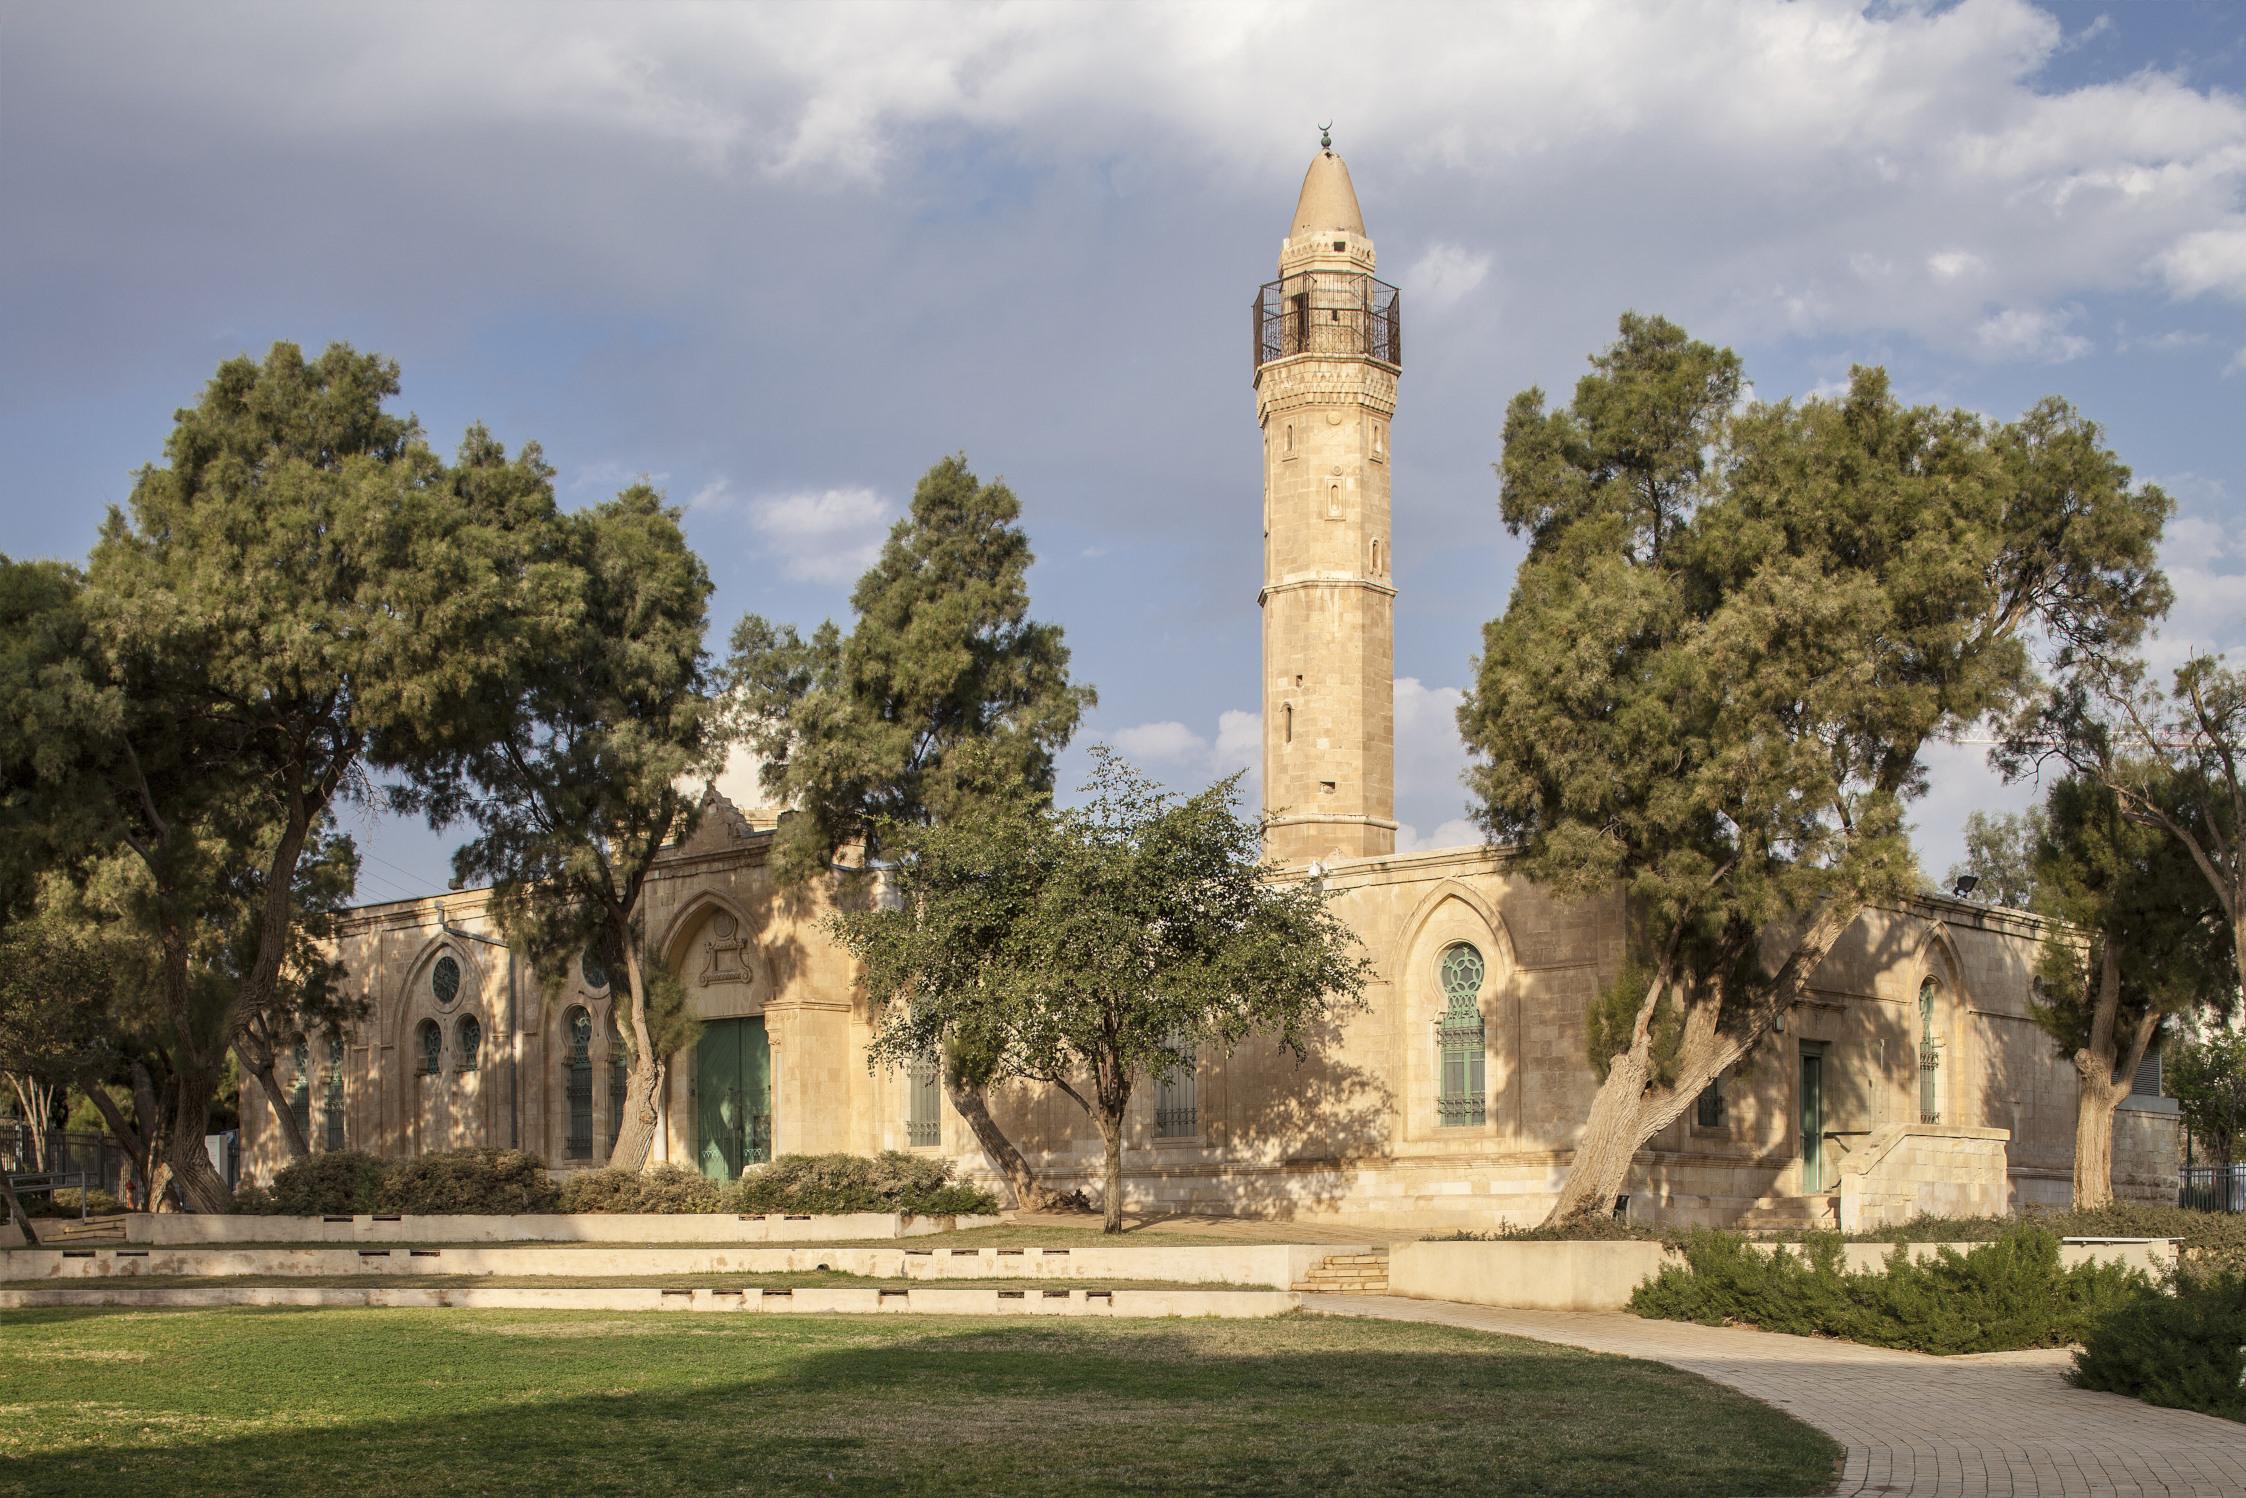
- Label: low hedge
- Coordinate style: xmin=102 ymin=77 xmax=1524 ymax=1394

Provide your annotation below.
xmin=557 ymin=1164 xmax=722 ymax=1215
xmin=2071 ymin=1268 xmax=2246 ymax=1422
xmin=730 ymin=1152 xmax=998 ymax=1216
xmin=235 ymin=1149 xmax=558 ymax=1215
xmin=232 ymin=1148 xmax=998 ymax=1217
xmin=1629 ymin=1225 xmax=2150 ymax=1354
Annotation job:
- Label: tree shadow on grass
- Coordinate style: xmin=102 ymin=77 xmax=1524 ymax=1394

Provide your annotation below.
xmin=0 ymin=1310 xmax=1838 ymax=1498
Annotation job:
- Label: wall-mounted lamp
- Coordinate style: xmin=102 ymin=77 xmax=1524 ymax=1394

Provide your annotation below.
xmin=1951 ymin=875 xmax=1980 ymax=899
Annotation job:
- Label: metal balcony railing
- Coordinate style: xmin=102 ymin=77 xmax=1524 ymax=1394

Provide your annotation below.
xmin=1254 ymin=272 xmax=1401 ymax=370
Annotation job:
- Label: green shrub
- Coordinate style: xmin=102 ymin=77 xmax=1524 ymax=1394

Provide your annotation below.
xmin=250 ymin=1151 xmax=387 ymax=1215
xmin=1830 ymin=1203 xmax=2246 ymax=1278
xmin=374 ymin=1149 xmax=560 ymax=1215
xmin=1631 ymin=1225 xmax=2150 ymax=1354
xmin=728 ymin=1152 xmax=999 ymax=1216
xmin=2071 ymin=1269 xmax=2246 ymax=1421
xmin=1437 ymin=1218 xmax=1664 ymax=1243
xmin=556 ymin=1163 xmax=721 ymax=1214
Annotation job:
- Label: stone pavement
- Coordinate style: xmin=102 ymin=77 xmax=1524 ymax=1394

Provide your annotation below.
xmin=1313 ymin=1295 xmax=2246 ymax=1498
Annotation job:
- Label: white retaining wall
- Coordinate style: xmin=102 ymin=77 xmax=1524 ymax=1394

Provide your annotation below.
xmin=0 ymin=1284 xmax=1301 ymax=1317
xmin=118 ymin=1212 xmax=1001 ymax=1245
xmin=0 ymin=1241 xmax=1348 ymax=1288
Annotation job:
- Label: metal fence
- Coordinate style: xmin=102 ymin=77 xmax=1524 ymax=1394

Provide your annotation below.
xmin=2180 ymin=1163 xmax=2246 ymax=1213
xmin=1254 ymin=271 xmax=1402 ymax=370
xmin=1 ymin=1123 xmax=129 ymax=1198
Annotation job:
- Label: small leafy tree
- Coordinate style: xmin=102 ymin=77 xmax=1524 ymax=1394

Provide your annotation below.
xmin=728 ymin=456 xmax=1095 ymax=1205
xmin=2013 ymin=655 xmax=2246 ymax=1001
xmin=2168 ymin=1029 xmax=2246 ymax=1191
xmin=1459 ymin=314 xmax=2171 ymax=1225
xmin=2027 ymin=772 xmax=2233 ymax=1206
xmin=1944 ymin=808 xmax=2044 ymax=909
xmin=848 ymin=751 xmax=1369 ymax=1233
xmin=403 ymin=456 xmax=720 ymax=1170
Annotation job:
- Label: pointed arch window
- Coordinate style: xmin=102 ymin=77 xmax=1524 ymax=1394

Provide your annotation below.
xmin=606 ymin=1015 xmax=629 ymax=1154
xmin=565 ymin=1007 xmax=594 ymax=1162
xmin=1918 ymin=978 xmax=1942 ymax=1125
xmin=416 ymin=1019 xmax=442 ymax=1077
xmin=289 ymin=1039 xmax=312 ymax=1139
xmin=322 ymin=1037 xmax=345 ymax=1151
xmin=1436 ymin=943 xmax=1486 ymax=1127
xmin=456 ymin=1015 xmax=482 ymax=1073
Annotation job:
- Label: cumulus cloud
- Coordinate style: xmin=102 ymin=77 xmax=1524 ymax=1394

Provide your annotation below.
xmin=1403 ymin=243 xmax=1493 ymax=314
xmin=2157 ymin=221 xmax=2246 ymax=302
xmin=744 ymin=487 xmax=895 ymax=584
xmin=1973 ymin=305 xmax=2091 ymax=363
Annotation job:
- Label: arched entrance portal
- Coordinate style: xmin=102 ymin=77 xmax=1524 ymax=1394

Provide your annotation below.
xmin=694 ymin=1017 xmax=771 ymax=1182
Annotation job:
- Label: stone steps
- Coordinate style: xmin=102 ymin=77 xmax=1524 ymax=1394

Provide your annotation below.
xmin=1291 ymin=1250 xmax=1389 ymax=1294
xmin=1734 ymin=1194 xmax=1840 ymax=1232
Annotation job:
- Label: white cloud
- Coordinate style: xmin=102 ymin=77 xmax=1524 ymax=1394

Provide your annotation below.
xmin=1403 ymin=242 xmax=1493 ymax=314
xmin=2227 ymin=346 xmax=2246 ymax=377
xmin=1396 ymin=818 xmax=1485 ymax=853
xmin=1927 ymin=249 xmax=1984 ymax=282
xmin=2156 ymin=220 xmax=2246 ymax=301
xmin=744 ymin=487 xmax=895 ymax=584
xmin=1972 ymin=305 xmax=2091 ymax=363
xmin=1110 ymin=720 xmax=1207 ymax=761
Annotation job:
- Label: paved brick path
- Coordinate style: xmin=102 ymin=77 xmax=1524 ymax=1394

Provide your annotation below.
xmin=1314 ymin=1295 xmax=2246 ymax=1497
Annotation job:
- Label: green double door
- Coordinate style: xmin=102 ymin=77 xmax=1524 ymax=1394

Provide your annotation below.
xmin=695 ymin=1017 xmax=771 ymax=1182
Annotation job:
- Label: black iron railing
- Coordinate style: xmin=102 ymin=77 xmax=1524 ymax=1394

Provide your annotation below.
xmin=1254 ymin=272 xmax=1401 ymax=370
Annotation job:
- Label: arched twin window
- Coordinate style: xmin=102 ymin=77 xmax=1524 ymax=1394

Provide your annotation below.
xmin=416 ymin=1019 xmax=442 ymax=1077
xmin=1436 ymin=942 xmax=1486 ymax=1127
xmin=564 ymin=1007 xmax=594 ymax=1162
xmin=457 ymin=1015 xmax=482 ymax=1074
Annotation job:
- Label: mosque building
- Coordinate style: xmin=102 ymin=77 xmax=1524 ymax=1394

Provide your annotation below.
xmin=241 ymin=144 xmax=2179 ymax=1228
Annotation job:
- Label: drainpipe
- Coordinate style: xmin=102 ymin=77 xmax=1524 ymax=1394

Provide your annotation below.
xmin=438 ymin=908 xmax=520 ymax=1150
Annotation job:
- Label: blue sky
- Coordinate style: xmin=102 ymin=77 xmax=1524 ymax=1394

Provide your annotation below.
xmin=4 ymin=0 xmax=2243 ymax=906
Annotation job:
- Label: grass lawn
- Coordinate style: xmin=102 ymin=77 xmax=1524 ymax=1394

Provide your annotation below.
xmin=0 ymin=1307 xmax=1836 ymax=1497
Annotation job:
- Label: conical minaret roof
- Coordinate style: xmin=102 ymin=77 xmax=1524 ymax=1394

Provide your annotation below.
xmin=1289 ymin=146 xmax=1365 ymax=238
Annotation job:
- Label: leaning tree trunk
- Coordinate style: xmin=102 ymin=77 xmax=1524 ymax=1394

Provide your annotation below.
xmin=944 ymin=1074 xmax=1058 ymax=1210
xmin=2071 ymin=1060 xmax=2129 ymax=1211
xmin=234 ymin=1038 xmax=310 ymax=1162
xmin=83 ymin=1083 xmax=153 ymax=1213
xmin=606 ymin=1055 xmax=665 ymax=1171
xmin=1543 ymin=899 xmax=1862 ymax=1228
xmin=160 ymin=1076 xmax=230 ymax=1213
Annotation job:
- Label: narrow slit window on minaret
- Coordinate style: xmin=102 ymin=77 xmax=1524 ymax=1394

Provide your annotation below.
xmin=1327 ymin=482 xmax=1342 ymax=519
xmin=1284 ymin=703 xmax=1293 ymax=743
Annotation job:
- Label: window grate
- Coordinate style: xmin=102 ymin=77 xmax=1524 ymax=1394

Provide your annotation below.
xmin=322 ymin=1038 xmax=345 ymax=1151
xmin=1155 ymin=1040 xmax=1198 ymax=1139
xmin=1435 ymin=943 xmax=1486 ymax=1127
xmin=906 ymin=1057 xmax=941 ymax=1147
xmin=565 ymin=1008 xmax=593 ymax=1162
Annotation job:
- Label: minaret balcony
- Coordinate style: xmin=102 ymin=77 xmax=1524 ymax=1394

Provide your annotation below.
xmin=1254 ymin=271 xmax=1402 ymax=371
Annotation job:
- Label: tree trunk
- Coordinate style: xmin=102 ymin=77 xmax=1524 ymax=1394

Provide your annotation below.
xmin=606 ymin=1055 xmax=665 ymax=1170
xmin=159 ymin=1074 xmax=229 ymax=1213
xmin=6 ymin=1074 xmax=53 ymax=1170
xmin=83 ymin=1082 xmax=152 ymax=1212
xmin=2071 ymin=1063 xmax=2127 ymax=1210
xmin=2071 ymin=950 xmax=2158 ymax=1210
xmin=1095 ymin=1106 xmax=1126 ymax=1235
xmin=944 ymin=1073 xmax=1056 ymax=1210
xmin=0 ymin=1172 xmax=40 ymax=1247
xmin=234 ymin=1037 xmax=310 ymax=1162
xmin=1546 ymin=1048 xmax=1655 ymax=1225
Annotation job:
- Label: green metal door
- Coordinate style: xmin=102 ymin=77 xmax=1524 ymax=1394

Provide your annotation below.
xmin=1799 ymin=1046 xmax=1826 ymax=1193
xmin=695 ymin=1017 xmax=771 ymax=1182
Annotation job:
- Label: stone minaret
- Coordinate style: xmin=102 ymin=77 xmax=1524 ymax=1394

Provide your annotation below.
xmin=1254 ymin=138 xmax=1401 ymax=865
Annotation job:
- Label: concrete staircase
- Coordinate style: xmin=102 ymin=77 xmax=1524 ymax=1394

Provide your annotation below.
xmin=1292 ymin=1250 xmax=1389 ymax=1294
xmin=1733 ymin=1193 xmax=1839 ymax=1234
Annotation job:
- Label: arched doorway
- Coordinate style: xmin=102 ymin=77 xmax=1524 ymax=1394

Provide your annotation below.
xmin=694 ymin=1017 xmax=771 ymax=1182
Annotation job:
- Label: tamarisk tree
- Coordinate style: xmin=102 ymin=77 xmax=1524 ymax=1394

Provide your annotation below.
xmin=2027 ymin=772 xmax=2232 ymax=1206
xmin=1459 ymin=314 xmax=2170 ymax=1225
xmin=402 ymin=452 xmax=720 ymax=1171
xmin=728 ymin=456 xmax=1094 ymax=1206
xmin=845 ymin=752 xmax=1368 ymax=1233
